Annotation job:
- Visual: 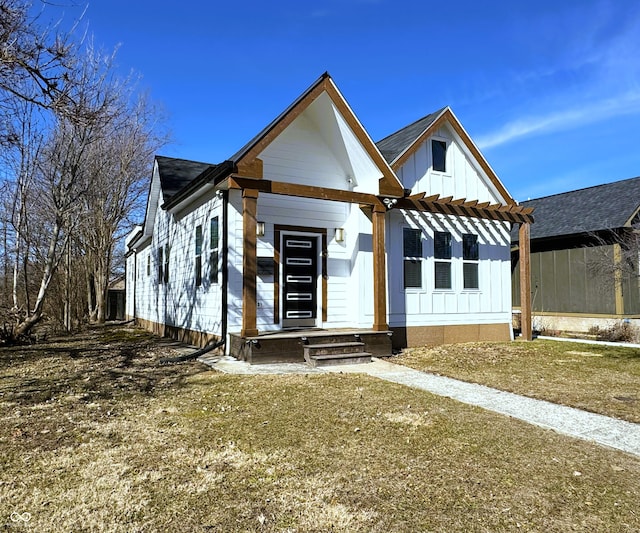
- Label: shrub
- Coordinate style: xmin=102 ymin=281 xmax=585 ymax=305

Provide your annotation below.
xmin=589 ymin=322 xmax=636 ymax=343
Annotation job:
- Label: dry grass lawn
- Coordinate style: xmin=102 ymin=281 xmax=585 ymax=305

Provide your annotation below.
xmin=1 ymin=327 xmax=639 ymax=531
xmin=397 ymin=339 xmax=640 ymax=423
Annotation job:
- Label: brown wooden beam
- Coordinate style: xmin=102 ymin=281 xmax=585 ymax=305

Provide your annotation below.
xmin=241 ymin=189 xmax=259 ymax=337
xmin=395 ymin=197 xmax=534 ymax=224
xmin=372 ymin=205 xmax=389 ymax=331
xmin=519 ymin=223 xmax=532 ymax=341
xmin=228 ymin=176 xmax=384 ymax=209
xmin=236 ymin=158 xmax=263 ymax=179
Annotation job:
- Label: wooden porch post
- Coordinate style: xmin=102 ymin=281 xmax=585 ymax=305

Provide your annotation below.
xmin=242 ymin=189 xmax=259 ymax=337
xmin=372 ymin=205 xmax=389 ymax=331
xmin=519 ymin=222 xmax=532 ymax=341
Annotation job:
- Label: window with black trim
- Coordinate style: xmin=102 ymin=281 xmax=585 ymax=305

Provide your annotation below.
xmin=432 ymin=139 xmax=447 ymax=173
xmin=434 ymin=231 xmax=452 ymax=289
xmin=403 ymin=227 xmax=422 ymax=288
xmin=164 ymin=245 xmax=169 ymax=283
xmin=463 ymin=233 xmax=479 ymax=289
xmin=209 ymin=217 xmax=219 ymax=284
xmin=146 ymin=254 xmax=150 ymax=276
xmin=158 ymin=246 xmax=164 ymax=284
xmin=195 ymin=225 xmax=202 ymax=287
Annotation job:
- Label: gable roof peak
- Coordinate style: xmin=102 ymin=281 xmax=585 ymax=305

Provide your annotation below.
xmin=375 ymin=107 xmax=448 ymax=165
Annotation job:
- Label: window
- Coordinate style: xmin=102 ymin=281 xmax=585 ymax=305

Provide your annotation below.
xmin=209 ymin=217 xmax=219 ymax=284
xmin=195 ymin=225 xmax=202 ymax=287
xmin=434 ymin=231 xmax=452 ymax=289
xmin=158 ymin=246 xmax=164 ymax=284
xmin=146 ymin=254 xmax=150 ymax=276
xmin=164 ymin=246 xmax=170 ymax=284
xmin=432 ymin=139 xmax=447 ymax=173
xmin=463 ymin=233 xmax=479 ymax=289
xmin=403 ymin=227 xmax=422 ymax=288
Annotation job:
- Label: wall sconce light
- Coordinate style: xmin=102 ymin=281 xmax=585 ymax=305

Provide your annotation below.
xmin=335 ymin=227 xmax=345 ymax=243
xmin=256 ymin=221 xmax=265 ymax=237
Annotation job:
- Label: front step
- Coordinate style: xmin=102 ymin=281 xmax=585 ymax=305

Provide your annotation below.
xmin=304 ymin=342 xmax=372 ymax=367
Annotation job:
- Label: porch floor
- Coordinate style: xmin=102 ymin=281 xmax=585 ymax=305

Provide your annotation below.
xmin=229 ymin=328 xmax=393 ymax=364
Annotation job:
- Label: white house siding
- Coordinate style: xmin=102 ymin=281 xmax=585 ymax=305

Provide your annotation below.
xmin=397 ymin=125 xmax=502 ymax=204
xmin=389 ymin=126 xmax=513 ymax=331
xmin=131 ymin=189 xmax=224 ymax=338
xmin=226 ymin=190 xmax=374 ymax=333
xmin=125 ymin=250 xmax=136 ymax=319
xmin=388 ymin=210 xmax=511 ymax=328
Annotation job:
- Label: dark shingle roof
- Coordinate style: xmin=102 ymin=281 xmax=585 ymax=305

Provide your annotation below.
xmin=155 ymin=155 xmax=214 ymax=203
xmin=514 ymin=176 xmax=640 ymax=241
xmin=375 ymin=108 xmax=446 ymax=164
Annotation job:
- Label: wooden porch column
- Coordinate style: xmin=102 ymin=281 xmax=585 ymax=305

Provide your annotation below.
xmin=372 ymin=205 xmax=389 ymax=331
xmin=242 ymin=189 xmax=259 ymax=337
xmin=519 ymin=222 xmax=532 ymax=341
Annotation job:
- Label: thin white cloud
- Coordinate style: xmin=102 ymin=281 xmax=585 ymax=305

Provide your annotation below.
xmin=477 ymin=1 xmax=640 ymax=150
xmin=477 ymin=91 xmax=640 ymax=149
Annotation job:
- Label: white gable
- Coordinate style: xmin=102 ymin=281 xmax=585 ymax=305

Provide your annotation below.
xmin=141 ymin=160 xmax=162 ymax=240
xmin=258 ymin=92 xmax=384 ymax=193
xmin=396 ymin=123 xmax=507 ymax=204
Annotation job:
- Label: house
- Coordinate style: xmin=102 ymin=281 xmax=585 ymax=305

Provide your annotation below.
xmin=126 ymin=73 xmax=533 ymax=364
xmin=106 ymin=275 xmax=126 ymax=321
xmin=512 ymin=177 xmax=640 ymax=334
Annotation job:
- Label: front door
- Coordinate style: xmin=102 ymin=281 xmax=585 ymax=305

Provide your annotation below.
xmin=282 ymin=234 xmax=318 ymax=328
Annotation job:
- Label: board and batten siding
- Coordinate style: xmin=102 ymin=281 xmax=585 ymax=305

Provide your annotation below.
xmin=132 ymin=188 xmax=224 ymax=338
xmin=388 ymin=211 xmax=511 ymax=327
xmin=226 ymin=189 xmax=372 ymax=333
xmin=397 ymin=125 xmax=502 ymax=204
xmin=389 ymin=125 xmax=512 ymax=328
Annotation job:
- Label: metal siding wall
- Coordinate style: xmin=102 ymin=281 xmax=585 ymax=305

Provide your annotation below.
xmin=568 ymin=248 xmax=587 ymax=313
xmin=623 ymin=269 xmax=640 ymax=314
xmin=554 ymin=249 xmax=571 ymax=312
xmin=539 ymin=250 xmax=557 ymax=312
xmin=585 ymin=246 xmax=615 ymax=314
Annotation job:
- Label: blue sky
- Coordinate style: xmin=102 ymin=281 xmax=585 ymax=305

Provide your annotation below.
xmin=51 ymin=0 xmax=640 ymax=202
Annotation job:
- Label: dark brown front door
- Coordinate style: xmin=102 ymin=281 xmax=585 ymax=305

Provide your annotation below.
xmin=282 ymin=235 xmax=318 ymax=328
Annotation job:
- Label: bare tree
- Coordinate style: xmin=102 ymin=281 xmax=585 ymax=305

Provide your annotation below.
xmin=586 ymin=226 xmax=640 ymax=303
xmin=0 ymin=0 xmax=79 ymax=121
xmin=0 ymin=2 xmax=168 ymax=340
xmin=11 ymin=46 xmax=125 ymax=337
xmin=79 ymin=90 xmax=166 ymax=322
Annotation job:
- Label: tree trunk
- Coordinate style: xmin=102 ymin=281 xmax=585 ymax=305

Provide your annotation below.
xmin=14 ymin=220 xmax=62 ymax=338
xmin=86 ymin=269 xmax=97 ymax=322
xmin=93 ymin=251 xmax=109 ymax=323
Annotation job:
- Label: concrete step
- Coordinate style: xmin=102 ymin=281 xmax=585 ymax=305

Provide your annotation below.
xmin=305 ymin=351 xmax=372 ymax=367
xmin=303 ymin=341 xmax=365 ymax=357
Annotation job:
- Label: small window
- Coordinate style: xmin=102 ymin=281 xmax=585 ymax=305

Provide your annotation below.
xmin=434 ymin=231 xmax=452 ymax=289
xmin=432 ymin=139 xmax=447 ymax=173
xmin=164 ymin=246 xmax=170 ymax=284
xmin=146 ymin=254 xmax=150 ymax=276
xmin=463 ymin=233 xmax=479 ymax=289
xmin=403 ymin=228 xmax=422 ymax=288
xmin=210 ymin=217 xmax=219 ymax=250
xmin=195 ymin=225 xmax=202 ymax=287
xmin=158 ymin=246 xmax=164 ymax=284
xmin=209 ymin=217 xmax=219 ymax=284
